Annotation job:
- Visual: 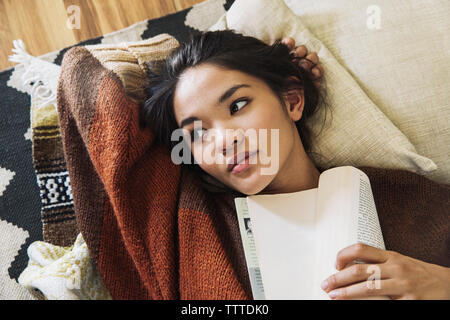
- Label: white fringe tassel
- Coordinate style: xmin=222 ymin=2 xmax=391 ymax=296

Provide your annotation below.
xmin=8 ymin=39 xmax=61 ymax=110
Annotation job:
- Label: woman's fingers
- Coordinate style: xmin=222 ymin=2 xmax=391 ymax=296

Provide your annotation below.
xmin=280 ymin=37 xmax=323 ymax=87
xmin=281 ymin=37 xmax=295 ymax=51
xmin=335 ymin=243 xmax=390 ymax=271
xmin=292 ymin=45 xmax=308 ymax=58
xmin=327 ymin=279 xmax=400 ymax=300
xmin=299 ymin=52 xmax=319 ymax=72
xmin=321 ymin=263 xmax=388 ymax=293
xmin=324 ymin=245 xmax=450 ymax=300
xmin=305 ymin=52 xmax=319 ymax=65
xmin=311 ymin=64 xmax=323 ymax=79
xmin=281 ymin=37 xmax=308 ymax=58
xmin=299 ymin=52 xmax=322 ymax=84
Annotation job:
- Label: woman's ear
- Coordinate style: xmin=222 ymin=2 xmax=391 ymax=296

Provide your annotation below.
xmin=283 ymin=76 xmax=305 ymax=122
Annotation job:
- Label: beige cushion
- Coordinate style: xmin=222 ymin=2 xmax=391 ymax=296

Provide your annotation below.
xmin=284 ymin=0 xmax=450 ymax=184
xmin=209 ymin=0 xmax=443 ymax=181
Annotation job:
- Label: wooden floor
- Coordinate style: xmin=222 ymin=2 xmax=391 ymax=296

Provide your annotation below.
xmin=0 ymin=0 xmax=205 ymax=70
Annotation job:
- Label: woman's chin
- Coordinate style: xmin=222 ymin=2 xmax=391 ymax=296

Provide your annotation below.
xmin=229 ymin=169 xmax=273 ymax=196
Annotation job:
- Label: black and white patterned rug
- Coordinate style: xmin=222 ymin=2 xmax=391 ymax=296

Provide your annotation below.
xmin=0 ymin=0 xmax=235 ymax=299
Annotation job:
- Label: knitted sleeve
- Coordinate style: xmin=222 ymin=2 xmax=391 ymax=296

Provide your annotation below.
xmin=56 ymin=35 xmax=183 ymax=299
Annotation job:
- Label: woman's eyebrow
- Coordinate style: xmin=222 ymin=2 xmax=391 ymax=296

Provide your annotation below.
xmin=180 ymin=83 xmax=251 ymax=128
xmin=180 ymin=116 xmax=200 ymax=128
xmin=217 ymin=83 xmax=251 ymax=105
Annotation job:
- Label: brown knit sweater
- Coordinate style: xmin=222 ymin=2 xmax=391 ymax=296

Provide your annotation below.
xmin=56 ymin=44 xmax=450 ymax=300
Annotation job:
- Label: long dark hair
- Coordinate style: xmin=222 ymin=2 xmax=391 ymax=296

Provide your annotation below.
xmin=140 ymin=30 xmax=328 ymax=174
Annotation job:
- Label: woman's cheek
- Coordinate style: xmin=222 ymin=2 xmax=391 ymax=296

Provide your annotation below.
xmin=253 ymin=103 xmax=282 ymax=129
xmin=192 ymin=146 xmax=222 ymax=174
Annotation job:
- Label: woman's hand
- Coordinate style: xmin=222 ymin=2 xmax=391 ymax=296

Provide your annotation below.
xmin=320 ymin=243 xmax=450 ymax=300
xmin=281 ymin=36 xmax=323 ymax=89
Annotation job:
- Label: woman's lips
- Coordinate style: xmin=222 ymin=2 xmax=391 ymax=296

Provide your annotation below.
xmin=227 ymin=150 xmax=258 ymax=173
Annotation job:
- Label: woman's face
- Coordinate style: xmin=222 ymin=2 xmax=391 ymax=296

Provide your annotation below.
xmin=172 ymin=63 xmax=305 ymax=195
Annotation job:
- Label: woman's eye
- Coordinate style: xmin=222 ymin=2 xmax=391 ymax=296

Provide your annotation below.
xmin=230 ymin=98 xmax=250 ymax=115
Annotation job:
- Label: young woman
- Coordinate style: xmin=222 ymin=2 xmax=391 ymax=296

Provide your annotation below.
xmin=141 ymin=30 xmax=450 ymax=300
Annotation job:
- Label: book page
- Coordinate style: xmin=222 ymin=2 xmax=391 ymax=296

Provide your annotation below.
xmin=313 ymin=166 xmax=362 ymax=299
xmin=234 ymin=197 xmax=266 ymax=300
xmin=313 ymin=166 xmax=388 ymax=299
xmin=356 ymin=175 xmax=385 ymax=249
xmin=245 ymin=188 xmax=318 ymax=299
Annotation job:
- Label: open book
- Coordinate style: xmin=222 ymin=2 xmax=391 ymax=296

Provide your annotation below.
xmin=234 ymin=166 xmax=387 ymax=300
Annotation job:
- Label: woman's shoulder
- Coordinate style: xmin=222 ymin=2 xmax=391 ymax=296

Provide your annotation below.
xmin=318 ymin=165 xmax=449 ymax=189
xmin=356 ymin=166 xmax=449 ymax=189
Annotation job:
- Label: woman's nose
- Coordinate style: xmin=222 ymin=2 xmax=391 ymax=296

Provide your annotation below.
xmin=214 ymin=127 xmax=245 ymax=156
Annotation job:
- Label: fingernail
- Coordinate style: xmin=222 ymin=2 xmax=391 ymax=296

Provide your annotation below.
xmin=329 ymin=290 xmax=339 ymax=299
xmin=321 ymin=280 xmax=328 ymax=290
xmin=300 ymin=62 xmax=310 ymax=70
